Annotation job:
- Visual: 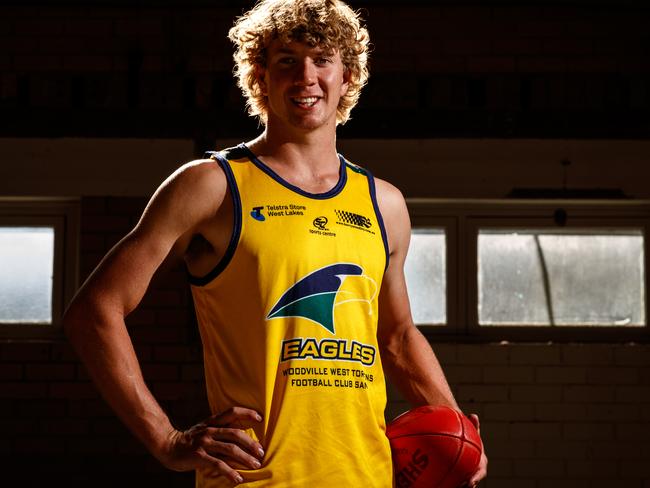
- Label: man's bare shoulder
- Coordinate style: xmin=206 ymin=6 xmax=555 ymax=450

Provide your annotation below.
xmin=155 ymin=158 xmax=227 ymax=208
xmin=374 ymin=177 xmax=407 ymax=217
xmin=373 ymin=177 xmax=410 ymax=257
xmin=165 ymin=158 xmax=225 ymax=194
xmin=136 ymin=158 xmax=228 ymax=237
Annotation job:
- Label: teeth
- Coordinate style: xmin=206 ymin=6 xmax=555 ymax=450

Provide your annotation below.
xmin=293 ymin=97 xmax=318 ymax=105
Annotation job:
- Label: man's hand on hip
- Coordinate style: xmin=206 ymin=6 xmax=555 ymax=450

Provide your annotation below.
xmin=159 ymin=406 xmax=265 ymax=485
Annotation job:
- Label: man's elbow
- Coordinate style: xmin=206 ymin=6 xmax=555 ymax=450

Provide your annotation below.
xmin=62 ymin=292 xmax=107 ymax=340
xmin=378 ymin=320 xmax=410 ymax=362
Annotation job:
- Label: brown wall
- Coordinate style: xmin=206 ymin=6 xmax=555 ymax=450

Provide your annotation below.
xmin=3 ymin=137 xmax=650 ymax=199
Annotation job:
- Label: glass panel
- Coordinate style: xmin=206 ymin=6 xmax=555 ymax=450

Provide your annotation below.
xmin=404 ymin=229 xmax=446 ymax=325
xmin=478 ymin=229 xmax=645 ymax=326
xmin=0 ymin=227 xmax=54 ymax=324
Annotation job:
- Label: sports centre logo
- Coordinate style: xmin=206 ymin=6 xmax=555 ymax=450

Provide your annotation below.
xmin=313 ymin=216 xmax=328 ymax=230
xmin=310 ymin=215 xmax=336 ymax=237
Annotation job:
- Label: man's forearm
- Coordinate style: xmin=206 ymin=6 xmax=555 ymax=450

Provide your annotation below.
xmin=64 ymin=301 xmax=175 ymax=461
xmin=382 ymin=325 xmax=458 ymax=410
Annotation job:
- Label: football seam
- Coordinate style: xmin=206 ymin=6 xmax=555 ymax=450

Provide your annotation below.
xmin=388 ymin=432 xmax=483 ymax=451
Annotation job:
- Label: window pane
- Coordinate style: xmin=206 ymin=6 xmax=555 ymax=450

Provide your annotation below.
xmin=478 ymin=230 xmax=645 ymax=326
xmin=0 ymin=227 xmax=54 ymax=324
xmin=404 ymin=229 xmax=446 ymax=325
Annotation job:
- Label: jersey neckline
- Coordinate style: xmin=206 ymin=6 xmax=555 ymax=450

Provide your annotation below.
xmin=238 ymin=143 xmax=348 ymax=200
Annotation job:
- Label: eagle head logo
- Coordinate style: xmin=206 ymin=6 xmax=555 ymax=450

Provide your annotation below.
xmin=266 ymin=263 xmax=376 ymax=334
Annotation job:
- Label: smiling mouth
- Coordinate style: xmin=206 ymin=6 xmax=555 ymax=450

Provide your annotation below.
xmin=291 ymin=96 xmax=320 ymax=108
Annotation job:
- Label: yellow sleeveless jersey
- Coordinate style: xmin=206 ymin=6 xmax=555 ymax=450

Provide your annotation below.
xmin=189 ymin=144 xmax=393 ymax=487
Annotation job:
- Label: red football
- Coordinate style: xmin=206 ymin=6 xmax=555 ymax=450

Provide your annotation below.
xmin=386 ymin=405 xmax=483 ymax=488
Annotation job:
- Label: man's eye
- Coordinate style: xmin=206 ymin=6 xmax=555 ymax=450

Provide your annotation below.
xmin=316 ymin=57 xmax=332 ymax=65
xmin=279 ymin=57 xmax=295 ymax=64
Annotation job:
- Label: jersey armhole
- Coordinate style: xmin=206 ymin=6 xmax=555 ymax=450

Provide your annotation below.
xmin=365 ymin=169 xmax=390 ymax=272
xmin=187 ymin=152 xmax=242 ymax=286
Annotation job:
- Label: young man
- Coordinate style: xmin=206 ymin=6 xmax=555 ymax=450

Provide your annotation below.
xmin=63 ymin=1 xmax=487 ymax=486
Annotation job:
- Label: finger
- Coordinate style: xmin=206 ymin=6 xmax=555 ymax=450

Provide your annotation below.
xmin=204 ymin=438 xmax=262 ymax=470
xmin=468 ymin=413 xmax=481 ymax=431
xmin=469 ymin=460 xmax=488 ymax=484
xmin=208 ymin=426 xmax=265 ymax=459
xmin=209 ymin=406 xmax=263 ymax=429
xmin=198 ymin=452 xmax=245 ymax=484
xmin=201 ymin=427 xmax=264 ymax=460
xmin=469 ymin=472 xmax=482 ymax=484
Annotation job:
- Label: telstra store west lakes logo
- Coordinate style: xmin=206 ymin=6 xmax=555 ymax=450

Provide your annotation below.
xmin=251 ymin=206 xmax=265 ymax=221
xmin=266 ymin=263 xmax=377 ymax=334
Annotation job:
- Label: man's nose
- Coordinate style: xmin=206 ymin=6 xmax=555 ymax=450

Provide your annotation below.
xmin=294 ymin=59 xmax=317 ymax=85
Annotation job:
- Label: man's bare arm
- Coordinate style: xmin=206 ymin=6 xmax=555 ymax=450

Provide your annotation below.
xmin=63 ymin=161 xmax=263 ymax=484
xmin=375 ymin=178 xmax=487 ymax=486
xmin=375 ymin=179 xmax=457 ymax=408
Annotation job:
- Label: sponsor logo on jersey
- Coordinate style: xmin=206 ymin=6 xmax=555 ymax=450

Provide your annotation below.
xmin=313 ymin=216 xmax=328 ymax=230
xmin=251 ymin=206 xmax=265 ymax=221
xmin=267 ymin=203 xmax=306 ymax=217
xmin=310 ymin=215 xmax=336 ymax=237
xmin=251 ymin=203 xmax=307 ymax=220
xmin=335 ymin=209 xmax=375 ymax=234
xmin=266 ymin=263 xmax=376 ymax=334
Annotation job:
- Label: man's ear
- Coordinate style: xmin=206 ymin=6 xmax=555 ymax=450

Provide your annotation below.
xmin=255 ymin=65 xmax=268 ymax=96
xmin=341 ymin=68 xmax=351 ymax=96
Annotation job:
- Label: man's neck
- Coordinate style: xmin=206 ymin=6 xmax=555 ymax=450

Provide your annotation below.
xmin=245 ymin=123 xmax=342 ymax=194
xmin=248 ymin=121 xmax=339 ymax=172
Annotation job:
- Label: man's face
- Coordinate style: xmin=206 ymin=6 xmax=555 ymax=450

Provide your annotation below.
xmin=257 ymin=39 xmax=350 ymax=132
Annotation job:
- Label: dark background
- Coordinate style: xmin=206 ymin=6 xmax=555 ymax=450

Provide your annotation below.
xmin=2 ymin=0 xmax=650 ymax=143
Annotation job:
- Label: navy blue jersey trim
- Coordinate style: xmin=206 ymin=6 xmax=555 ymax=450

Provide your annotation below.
xmin=187 ymin=151 xmax=242 ymax=287
xmin=238 ymin=143 xmax=347 ymax=200
xmin=366 ymin=169 xmax=391 ymax=272
xmin=344 ymin=160 xmax=368 ymax=176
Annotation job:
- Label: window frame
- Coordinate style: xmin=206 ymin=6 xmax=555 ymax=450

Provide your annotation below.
xmin=0 ymin=198 xmax=79 ymax=340
xmin=407 ymin=199 xmax=650 ymax=342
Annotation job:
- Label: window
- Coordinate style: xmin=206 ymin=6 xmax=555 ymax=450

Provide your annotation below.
xmin=478 ymin=229 xmax=645 ymax=327
xmin=0 ymin=227 xmax=55 ymax=324
xmin=406 ymin=200 xmax=649 ymax=341
xmin=404 ymin=229 xmax=446 ymax=325
xmin=0 ymin=199 xmax=79 ymax=339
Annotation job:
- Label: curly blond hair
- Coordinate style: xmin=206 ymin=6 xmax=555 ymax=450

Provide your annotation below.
xmin=228 ymin=0 xmax=370 ymax=125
